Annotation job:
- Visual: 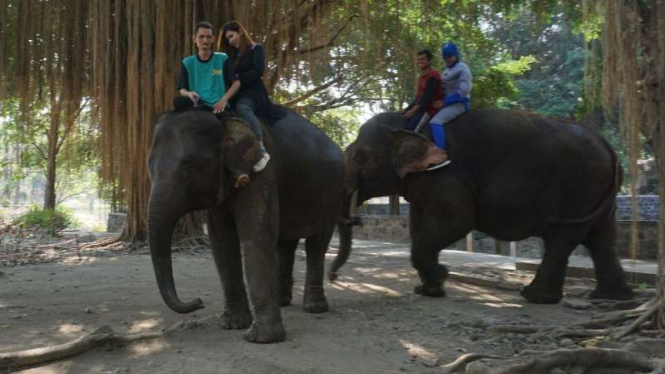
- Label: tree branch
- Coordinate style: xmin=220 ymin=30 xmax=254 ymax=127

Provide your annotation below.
xmin=283 ymin=76 xmax=344 ymax=107
xmin=31 ymin=142 xmax=48 ymax=162
xmin=298 ymin=14 xmax=358 ymax=55
xmin=56 ymin=98 xmax=89 ymax=153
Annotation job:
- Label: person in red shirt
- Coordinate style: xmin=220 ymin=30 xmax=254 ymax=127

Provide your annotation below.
xmin=401 ymin=49 xmax=444 ymax=131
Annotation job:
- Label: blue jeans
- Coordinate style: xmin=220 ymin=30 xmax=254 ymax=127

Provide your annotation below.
xmin=236 ymin=97 xmax=263 ymax=142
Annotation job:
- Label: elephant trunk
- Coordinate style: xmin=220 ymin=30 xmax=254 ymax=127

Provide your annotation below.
xmin=147 ymin=189 xmax=204 ymax=314
xmin=330 ymin=144 xmax=361 ymax=281
xmin=329 ymin=189 xmax=359 ymax=281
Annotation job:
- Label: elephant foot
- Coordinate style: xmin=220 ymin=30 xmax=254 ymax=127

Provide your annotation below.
xmin=520 ymin=284 xmax=562 ymax=304
xmin=414 ymin=265 xmax=448 ymax=297
xmin=590 ymin=285 xmax=634 ymax=301
xmin=414 ymin=284 xmax=446 ymax=297
xmin=243 ymin=320 xmax=286 ymax=344
xmin=219 ymin=308 xmax=252 ymax=330
xmin=303 ymin=295 xmax=329 ymax=314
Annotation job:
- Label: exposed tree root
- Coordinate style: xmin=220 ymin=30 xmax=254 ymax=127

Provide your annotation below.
xmin=0 ymin=318 xmax=207 ymax=372
xmin=449 ymin=298 xmax=665 ymax=373
xmin=79 ymin=236 xmax=121 ymax=250
xmin=442 ymin=347 xmax=663 ymax=374
xmin=613 ymin=301 xmax=662 ymax=340
xmin=440 ymin=353 xmax=508 ymax=373
xmin=489 ymin=348 xmax=658 ymax=374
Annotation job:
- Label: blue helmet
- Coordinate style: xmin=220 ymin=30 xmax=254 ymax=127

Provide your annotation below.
xmin=442 ymin=42 xmax=459 ymax=59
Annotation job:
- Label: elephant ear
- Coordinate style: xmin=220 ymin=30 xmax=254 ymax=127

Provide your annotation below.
xmin=389 ymin=130 xmax=447 ymax=178
xmin=220 ymin=118 xmax=262 ymax=189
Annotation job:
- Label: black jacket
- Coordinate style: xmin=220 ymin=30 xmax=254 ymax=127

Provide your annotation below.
xmin=232 ymin=44 xmax=284 ymax=120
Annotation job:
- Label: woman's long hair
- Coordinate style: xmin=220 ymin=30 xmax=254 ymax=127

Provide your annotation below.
xmin=218 ymin=21 xmax=255 ymax=61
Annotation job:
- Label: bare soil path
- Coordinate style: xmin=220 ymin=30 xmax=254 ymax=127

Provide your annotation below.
xmin=0 ymin=239 xmax=645 ymax=374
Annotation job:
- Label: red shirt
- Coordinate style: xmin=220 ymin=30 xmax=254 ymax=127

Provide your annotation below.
xmin=416 ymin=69 xmax=444 ymax=116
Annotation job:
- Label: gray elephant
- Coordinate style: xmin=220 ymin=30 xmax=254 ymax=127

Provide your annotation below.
xmin=330 ymin=109 xmax=634 ymax=304
xmin=147 ymin=109 xmax=345 ymax=343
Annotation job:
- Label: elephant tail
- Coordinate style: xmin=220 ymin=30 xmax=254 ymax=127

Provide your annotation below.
xmin=549 ymin=141 xmax=621 ymax=225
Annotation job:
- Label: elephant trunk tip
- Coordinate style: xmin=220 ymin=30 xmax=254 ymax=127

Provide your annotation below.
xmin=166 ymin=296 xmax=205 ymax=314
xmin=328 ymin=270 xmax=339 ymax=282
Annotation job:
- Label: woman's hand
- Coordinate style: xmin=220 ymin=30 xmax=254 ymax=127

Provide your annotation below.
xmin=213 ymin=97 xmax=228 ymax=113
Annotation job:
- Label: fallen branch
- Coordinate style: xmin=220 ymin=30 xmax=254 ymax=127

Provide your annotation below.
xmin=0 ymin=318 xmax=206 ymax=371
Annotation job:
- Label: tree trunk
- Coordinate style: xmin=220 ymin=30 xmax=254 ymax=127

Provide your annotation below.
xmin=389 ymin=194 xmax=400 ymax=215
xmin=43 ymin=108 xmax=60 ymax=210
xmin=13 ymin=144 xmax=20 ymax=204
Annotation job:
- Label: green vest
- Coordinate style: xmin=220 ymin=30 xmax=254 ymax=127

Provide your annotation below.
xmin=182 ymin=52 xmax=228 ymax=107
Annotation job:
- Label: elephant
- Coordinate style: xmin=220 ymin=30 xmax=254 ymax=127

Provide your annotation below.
xmin=147 ymin=108 xmax=345 ymax=343
xmin=329 ymin=109 xmax=634 ymax=304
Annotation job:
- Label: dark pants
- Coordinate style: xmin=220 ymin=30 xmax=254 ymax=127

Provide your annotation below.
xmin=405 ymin=108 xmax=426 ymax=131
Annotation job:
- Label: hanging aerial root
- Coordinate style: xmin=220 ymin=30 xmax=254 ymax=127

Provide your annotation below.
xmin=0 ymin=318 xmax=209 ymax=372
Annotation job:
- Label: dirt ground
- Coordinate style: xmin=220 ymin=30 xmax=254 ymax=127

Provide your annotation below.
xmin=0 ymin=239 xmax=647 ymax=374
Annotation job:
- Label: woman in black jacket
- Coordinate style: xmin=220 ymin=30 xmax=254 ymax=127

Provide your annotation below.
xmin=220 ymin=21 xmax=276 ymax=172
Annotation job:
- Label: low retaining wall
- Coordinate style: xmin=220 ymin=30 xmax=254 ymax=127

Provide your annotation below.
xmin=352 ymin=215 xmax=659 ymax=261
xmin=359 ymin=195 xmax=661 ymax=221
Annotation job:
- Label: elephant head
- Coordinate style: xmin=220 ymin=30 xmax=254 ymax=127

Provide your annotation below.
xmin=329 ymin=112 xmax=445 ymax=279
xmin=146 ymin=111 xmax=261 ymax=314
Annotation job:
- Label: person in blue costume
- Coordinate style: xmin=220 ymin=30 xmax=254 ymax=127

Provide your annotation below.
xmin=426 ymin=42 xmax=472 ymax=170
xmin=174 ymin=21 xmax=240 ymax=118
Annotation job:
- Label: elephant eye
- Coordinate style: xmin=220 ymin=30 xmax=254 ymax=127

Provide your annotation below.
xmin=353 ymin=151 xmax=368 ymax=165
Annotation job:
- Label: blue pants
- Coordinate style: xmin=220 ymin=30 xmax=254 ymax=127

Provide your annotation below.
xmin=236 ymin=97 xmax=263 ymax=142
xmin=429 ymin=103 xmax=466 ymax=150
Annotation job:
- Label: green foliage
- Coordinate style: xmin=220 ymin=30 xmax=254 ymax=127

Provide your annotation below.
xmin=0 ymin=96 xmax=101 ymax=208
xmin=13 ymin=206 xmax=78 ymax=234
xmin=472 ymin=56 xmax=537 ymax=109
xmin=308 ymin=109 xmax=361 ymax=147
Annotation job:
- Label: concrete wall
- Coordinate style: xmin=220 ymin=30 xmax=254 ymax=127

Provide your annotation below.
xmin=351 ymin=215 xmax=659 ymax=261
xmin=360 ymin=195 xmax=661 ymax=221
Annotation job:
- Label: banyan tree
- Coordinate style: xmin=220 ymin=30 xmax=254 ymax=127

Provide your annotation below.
xmin=0 ymin=0 xmax=355 ymax=240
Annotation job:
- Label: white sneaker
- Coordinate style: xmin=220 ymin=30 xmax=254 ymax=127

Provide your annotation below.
xmin=253 ymin=152 xmax=271 ymax=172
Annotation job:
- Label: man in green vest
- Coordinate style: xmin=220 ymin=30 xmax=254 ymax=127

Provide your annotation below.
xmin=175 ymin=21 xmax=240 ymax=117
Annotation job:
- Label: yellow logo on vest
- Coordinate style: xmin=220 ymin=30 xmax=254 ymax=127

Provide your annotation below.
xmin=212 ymin=69 xmax=223 ymax=76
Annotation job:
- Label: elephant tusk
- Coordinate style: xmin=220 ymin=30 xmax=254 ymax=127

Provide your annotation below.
xmin=234 ymin=174 xmax=250 ymax=188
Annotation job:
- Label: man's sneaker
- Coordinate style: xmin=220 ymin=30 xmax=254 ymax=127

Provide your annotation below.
xmin=253 ymin=152 xmax=271 ymax=172
xmin=425 ymin=159 xmax=451 ymax=171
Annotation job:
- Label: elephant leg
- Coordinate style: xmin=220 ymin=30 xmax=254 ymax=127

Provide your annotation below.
xmin=582 ymin=214 xmax=634 ymax=301
xmin=234 ymin=183 xmax=285 ymax=343
xmin=410 ymin=206 xmax=472 ymax=297
xmin=277 ymin=239 xmax=299 ymax=307
xmin=521 ymin=227 xmax=584 ymax=304
xmin=303 ymin=224 xmax=335 ymax=314
xmin=208 ymin=210 xmax=252 ymax=330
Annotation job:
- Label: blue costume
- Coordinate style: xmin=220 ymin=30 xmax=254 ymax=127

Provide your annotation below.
xmin=429 ymin=42 xmax=472 ymax=150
